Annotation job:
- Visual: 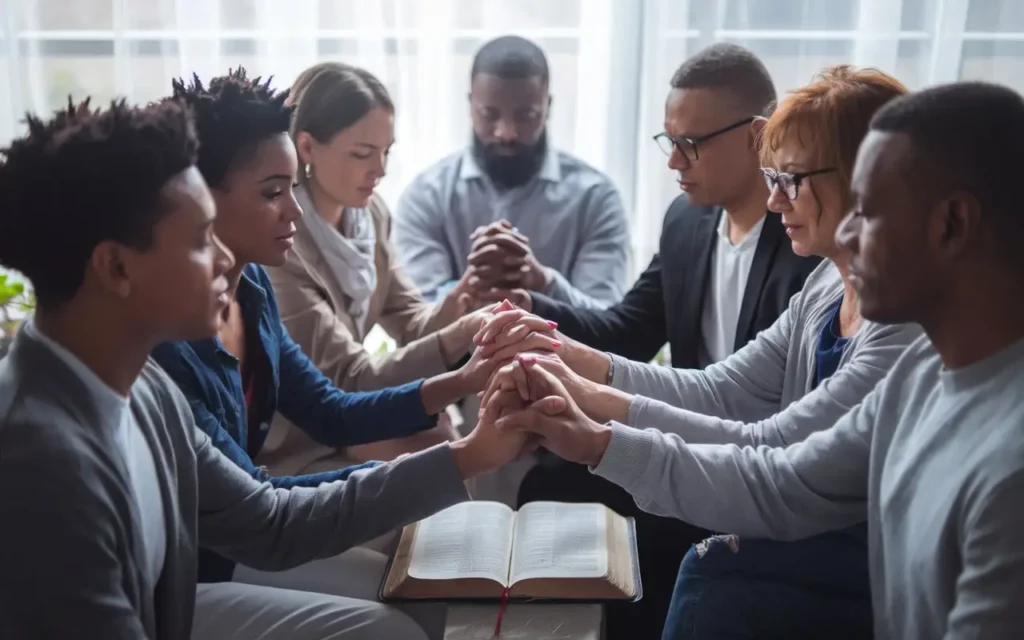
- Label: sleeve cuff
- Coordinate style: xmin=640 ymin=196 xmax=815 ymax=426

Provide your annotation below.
xmin=609 ymin=353 xmax=633 ymax=391
xmin=590 ymin=422 xmax=656 ymax=491
xmin=626 ymin=395 xmax=650 ymax=427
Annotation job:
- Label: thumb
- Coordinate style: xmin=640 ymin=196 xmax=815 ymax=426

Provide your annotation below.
xmin=494 ymin=299 xmax=515 ymax=313
xmin=525 ymin=361 xmax=570 ymax=399
xmin=534 ymin=395 xmax=568 ymax=416
xmin=456 ymin=292 xmax=474 ymax=315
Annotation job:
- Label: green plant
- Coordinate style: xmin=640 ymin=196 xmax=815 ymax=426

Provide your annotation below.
xmin=0 ymin=274 xmax=35 ymax=337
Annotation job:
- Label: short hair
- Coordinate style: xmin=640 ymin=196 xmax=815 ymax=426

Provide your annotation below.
xmin=170 ymin=68 xmax=292 ymax=189
xmin=871 ymin=82 xmax=1024 ymax=259
xmin=289 ymin=62 xmax=393 ymax=169
xmin=471 ymin=35 xmax=549 ymax=86
xmin=759 ymin=65 xmax=909 ymax=210
xmin=670 ymin=43 xmax=777 ymax=116
xmin=0 ymin=98 xmax=198 ymax=308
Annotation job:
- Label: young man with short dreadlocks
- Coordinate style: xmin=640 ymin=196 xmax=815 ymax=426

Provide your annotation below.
xmin=0 ymin=96 xmax=540 ymax=640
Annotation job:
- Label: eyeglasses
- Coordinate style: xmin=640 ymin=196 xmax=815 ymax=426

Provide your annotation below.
xmin=653 ymin=117 xmax=756 ymax=161
xmin=761 ymin=167 xmax=837 ymax=200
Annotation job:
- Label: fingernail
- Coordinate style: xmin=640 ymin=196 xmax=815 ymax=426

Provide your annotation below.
xmin=551 ymin=340 xmax=562 ymax=348
xmin=547 ymin=321 xmax=558 ymax=329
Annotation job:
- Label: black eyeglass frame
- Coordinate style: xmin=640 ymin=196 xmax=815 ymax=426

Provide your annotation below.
xmin=761 ymin=166 xmax=837 ymax=200
xmin=653 ymin=116 xmax=756 ymax=161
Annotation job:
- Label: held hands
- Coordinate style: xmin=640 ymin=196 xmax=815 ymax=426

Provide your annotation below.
xmin=450 ymin=387 xmax=541 ymax=480
xmin=455 ymin=301 xmax=561 ymax=394
xmin=486 ymin=362 xmax=612 ymax=468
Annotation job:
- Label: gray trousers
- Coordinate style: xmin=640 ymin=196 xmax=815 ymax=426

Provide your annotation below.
xmin=193 ymin=546 xmax=445 ymax=640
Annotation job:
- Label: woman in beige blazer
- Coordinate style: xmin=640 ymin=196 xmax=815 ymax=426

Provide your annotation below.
xmin=260 ymin=62 xmax=483 ymax=470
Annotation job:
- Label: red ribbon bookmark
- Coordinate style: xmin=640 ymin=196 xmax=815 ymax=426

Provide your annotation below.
xmin=493 ymin=586 xmax=511 ymax=637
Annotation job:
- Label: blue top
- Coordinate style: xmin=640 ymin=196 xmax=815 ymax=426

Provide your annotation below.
xmin=814 ymin=298 xmax=851 ymax=388
xmin=152 ymin=264 xmax=437 ymax=581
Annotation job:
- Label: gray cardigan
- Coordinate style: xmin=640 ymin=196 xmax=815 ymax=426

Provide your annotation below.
xmin=606 ymin=260 xmax=922 ymax=449
xmin=0 ymin=330 xmax=470 ymax=639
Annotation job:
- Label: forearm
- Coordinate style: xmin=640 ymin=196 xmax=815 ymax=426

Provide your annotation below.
xmin=560 ymin=337 xmax=613 ymax=384
xmin=197 ymin=437 xmax=472 ymax=571
xmin=267 ymin=461 xmax=384 ymax=489
xmin=628 ymin=396 xmax=790 ymax=447
xmin=576 ymin=381 xmax=633 ymax=425
xmin=591 ymin=422 xmax=867 ymax=538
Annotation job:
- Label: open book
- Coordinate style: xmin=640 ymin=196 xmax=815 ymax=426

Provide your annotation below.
xmin=381 ymin=501 xmax=640 ymax=602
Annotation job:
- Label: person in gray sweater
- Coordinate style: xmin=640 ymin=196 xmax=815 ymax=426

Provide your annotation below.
xmin=481 ymin=65 xmax=915 ymax=639
xmin=0 ymin=98 xmax=536 ymax=639
xmin=483 ymin=82 xmax=1024 ymax=638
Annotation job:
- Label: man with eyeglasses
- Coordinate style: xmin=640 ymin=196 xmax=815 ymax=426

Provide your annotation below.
xmin=513 ymin=43 xmax=822 ymax=638
xmin=393 ymin=35 xmax=630 ymax=311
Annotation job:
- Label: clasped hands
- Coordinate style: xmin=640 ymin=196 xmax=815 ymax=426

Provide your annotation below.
xmin=450 ymin=220 xmax=543 ymax=311
xmin=469 ymin=306 xmax=619 ymax=469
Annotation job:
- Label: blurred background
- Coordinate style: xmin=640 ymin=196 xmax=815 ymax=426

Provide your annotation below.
xmin=1 ymin=0 xmax=1022 ymax=274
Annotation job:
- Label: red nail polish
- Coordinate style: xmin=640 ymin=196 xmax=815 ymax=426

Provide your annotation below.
xmin=547 ymin=320 xmax=558 ymax=329
xmin=551 ymin=340 xmax=562 ymax=348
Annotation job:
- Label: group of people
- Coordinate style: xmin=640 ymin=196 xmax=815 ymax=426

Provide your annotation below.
xmin=0 ymin=31 xmax=1022 ymax=640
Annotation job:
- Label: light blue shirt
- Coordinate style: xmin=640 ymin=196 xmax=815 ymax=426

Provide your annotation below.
xmin=392 ymin=146 xmax=630 ymax=309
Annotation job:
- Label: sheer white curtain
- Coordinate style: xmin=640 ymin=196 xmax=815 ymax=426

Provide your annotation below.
xmin=2 ymin=0 xmax=1024 ymax=278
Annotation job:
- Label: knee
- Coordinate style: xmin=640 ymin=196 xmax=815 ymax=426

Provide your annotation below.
xmin=360 ymin=606 xmax=430 ymax=640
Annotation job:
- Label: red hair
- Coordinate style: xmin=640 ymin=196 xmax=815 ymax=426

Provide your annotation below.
xmin=759 ymin=65 xmax=909 ymax=208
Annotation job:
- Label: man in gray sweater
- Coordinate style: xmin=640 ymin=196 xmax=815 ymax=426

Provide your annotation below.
xmin=0 ymin=99 xmax=534 ymax=639
xmin=487 ymin=83 xmax=1024 ymax=638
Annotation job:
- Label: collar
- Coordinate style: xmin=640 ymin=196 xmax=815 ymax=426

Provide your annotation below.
xmin=458 ymin=143 xmax=562 ymax=184
xmin=190 ymin=266 xmax=269 ymax=363
xmin=21 ymin=319 xmax=129 ymax=417
xmin=716 ymin=210 xmax=767 ymax=249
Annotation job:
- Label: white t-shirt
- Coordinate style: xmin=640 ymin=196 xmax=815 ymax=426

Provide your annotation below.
xmin=698 ymin=212 xmax=766 ymax=367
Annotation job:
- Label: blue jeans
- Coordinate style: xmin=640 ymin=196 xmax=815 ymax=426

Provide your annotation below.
xmin=662 ymin=527 xmax=873 ymax=640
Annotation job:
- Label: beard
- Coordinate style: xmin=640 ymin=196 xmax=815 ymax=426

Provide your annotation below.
xmin=472 ymin=130 xmax=548 ymax=190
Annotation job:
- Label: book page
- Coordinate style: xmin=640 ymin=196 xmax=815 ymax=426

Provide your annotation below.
xmin=407 ymin=502 xmax=515 ymax=585
xmin=509 ymin=502 xmax=608 ymax=584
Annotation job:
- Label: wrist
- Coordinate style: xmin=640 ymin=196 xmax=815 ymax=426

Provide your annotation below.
xmin=562 ymin=339 xmax=612 ymax=384
xmin=579 ymin=381 xmax=632 ymax=424
xmin=420 ymin=370 xmax=469 ymax=416
xmin=437 ymin=320 xmax=469 ymax=367
xmin=449 ymin=437 xmax=490 ymax=480
xmin=584 ymin=422 xmax=613 ymax=468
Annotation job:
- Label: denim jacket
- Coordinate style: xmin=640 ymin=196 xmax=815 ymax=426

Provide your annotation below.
xmin=152 ymin=265 xmax=437 ymax=581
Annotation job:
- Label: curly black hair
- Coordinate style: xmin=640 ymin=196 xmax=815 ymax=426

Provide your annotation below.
xmin=0 ymin=97 xmax=199 ymax=308
xmin=871 ymin=82 xmax=1024 ymax=252
xmin=170 ymin=68 xmax=293 ymax=189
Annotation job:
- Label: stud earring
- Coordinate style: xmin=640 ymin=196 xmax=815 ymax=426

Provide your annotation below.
xmin=304 ymin=163 xmax=313 ymax=179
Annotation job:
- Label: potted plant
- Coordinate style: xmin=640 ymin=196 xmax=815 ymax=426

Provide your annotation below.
xmin=0 ymin=274 xmax=34 ymax=358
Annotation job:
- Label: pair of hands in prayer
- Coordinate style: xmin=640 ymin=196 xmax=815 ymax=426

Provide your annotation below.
xmin=468 ymin=305 xmax=623 ymax=470
xmin=447 ymin=220 xmax=542 ymax=312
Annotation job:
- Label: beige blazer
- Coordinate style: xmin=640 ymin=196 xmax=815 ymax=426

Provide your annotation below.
xmin=259 ymin=193 xmax=452 ymax=474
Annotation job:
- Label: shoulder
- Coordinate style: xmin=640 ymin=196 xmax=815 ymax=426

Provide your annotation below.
xmin=398 ymin=152 xmax=462 ymax=205
xmin=556 ymin=150 xmax=619 ymax=196
xmin=151 ymin=339 xmax=196 ymax=373
xmin=794 ymin=260 xmax=844 ymax=306
xmin=138 ymin=359 xmax=197 ymax=433
xmin=243 ymin=263 xmax=273 ymax=290
xmin=662 ymin=194 xmax=719 ymax=231
xmin=0 ymin=380 xmax=118 ymax=506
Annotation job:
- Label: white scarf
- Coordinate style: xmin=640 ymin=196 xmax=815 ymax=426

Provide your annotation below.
xmin=297 ymin=186 xmax=377 ymax=337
